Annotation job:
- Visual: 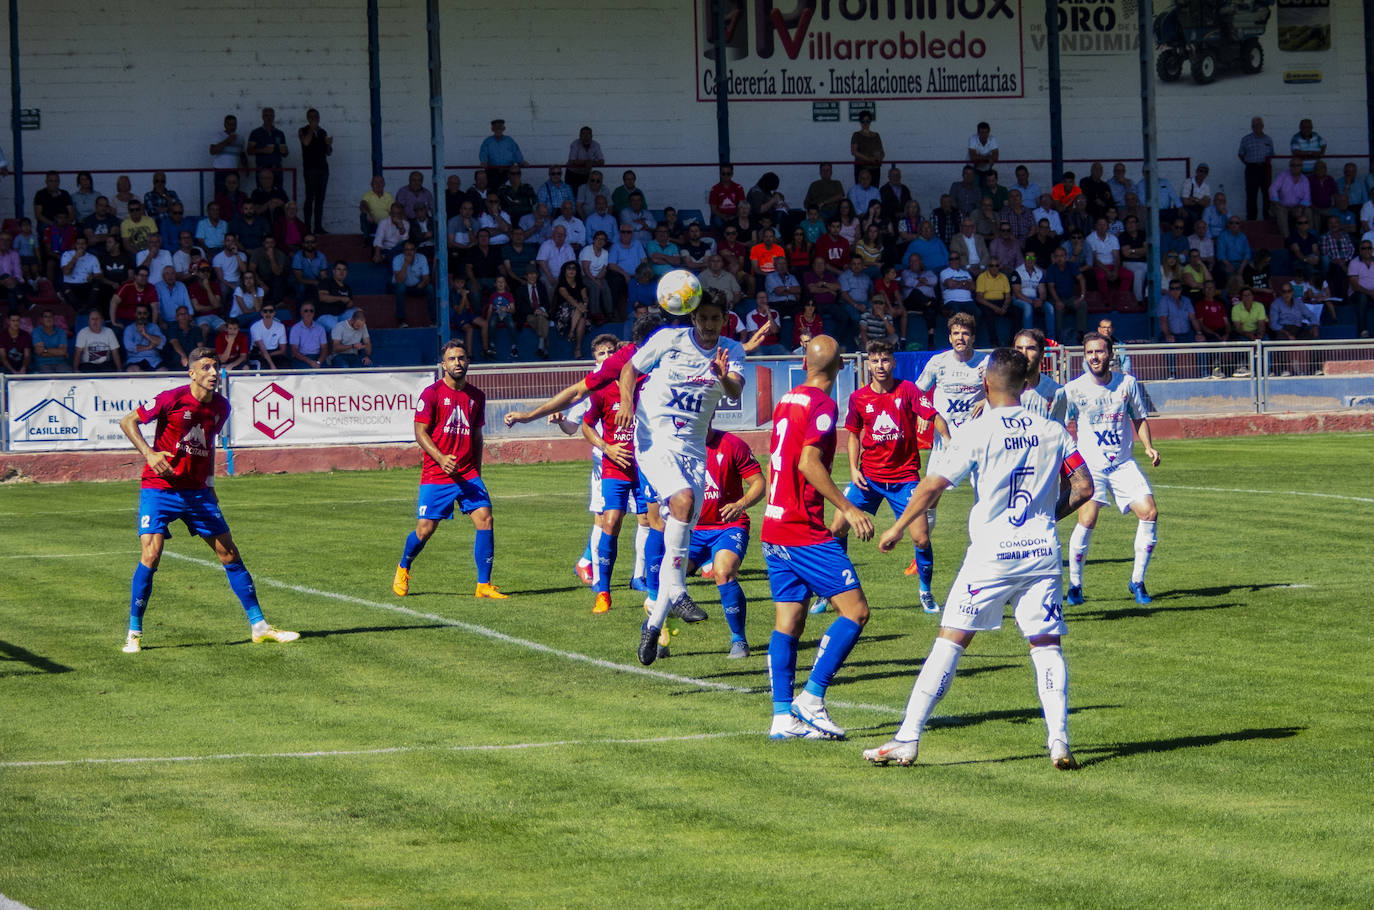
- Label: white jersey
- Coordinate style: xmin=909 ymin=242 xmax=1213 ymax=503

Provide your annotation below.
xmin=934 ymin=405 xmax=1081 ymax=579
xmin=1021 ymin=372 xmax=1067 ymax=424
xmin=565 ymin=396 xmax=601 ymax=466
xmin=915 ymin=349 xmax=988 ymax=440
xmin=1063 ymin=370 xmax=1148 ymax=472
xmin=631 ymin=326 xmax=746 ymax=461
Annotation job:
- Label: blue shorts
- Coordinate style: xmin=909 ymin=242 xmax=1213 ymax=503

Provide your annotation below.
xmin=138 ymin=488 xmax=230 ymax=539
xmin=763 ymin=539 xmax=861 ymax=603
xmin=636 ymin=467 xmax=658 ymax=504
xmin=417 ymin=478 xmax=492 ymax=520
xmin=689 ymin=526 xmax=749 ymax=569
xmin=844 ymin=477 xmax=918 ymax=518
xmin=600 ymin=476 xmax=648 ymax=515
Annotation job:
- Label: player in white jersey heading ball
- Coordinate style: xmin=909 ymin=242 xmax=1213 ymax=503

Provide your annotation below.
xmin=864 ymin=347 xmax=1095 ymax=769
xmin=1062 ymin=331 xmax=1161 ymax=606
xmin=618 ymin=290 xmax=746 ymax=665
xmin=1015 ymin=329 xmax=1067 ymax=423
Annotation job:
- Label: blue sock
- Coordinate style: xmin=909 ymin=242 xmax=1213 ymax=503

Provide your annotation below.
xmin=719 ymin=580 xmax=747 ymax=641
xmin=768 ymin=630 xmax=798 ymax=714
xmin=915 ymin=544 xmax=934 ymax=590
xmin=129 ymin=562 xmax=155 ymax=632
xmin=399 ymin=531 xmax=426 ymax=569
xmin=474 ymin=528 xmax=494 ymax=584
xmin=645 ymin=527 xmax=665 ymax=601
xmin=593 ymin=532 xmax=618 ymax=594
xmin=223 ymin=560 xmax=265 ymax=626
xmin=804 ymin=616 xmax=862 ymax=698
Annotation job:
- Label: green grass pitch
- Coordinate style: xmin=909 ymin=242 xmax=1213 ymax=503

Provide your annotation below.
xmin=2 ymin=433 xmax=1372 ymax=908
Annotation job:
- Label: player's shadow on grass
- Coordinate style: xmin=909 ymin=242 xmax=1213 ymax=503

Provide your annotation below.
xmin=1072 ymin=601 xmax=1240 ymax=622
xmin=142 ymin=623 xmax=454 ymax=649
xmin=0 ymin=640 xmax=73 ymax=677
xmin=1075 ymin=725 xmax=1304 ymax=768
xmin=1159 ymin=582 xmax=1296 ymax=598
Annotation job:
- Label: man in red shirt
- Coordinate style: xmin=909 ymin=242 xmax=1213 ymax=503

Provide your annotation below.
xmin=762 ymin=335 xmax=874 ymax=741
xmin=394 ymin=339 xmax=506 ymax=600
xmin=828 ymin=340 xmax=942 ymax=613
xmin=117 ymin=347 xmax=298 ymax=653
xmin=813 ymin=218 xmax=851 ymax=269
xmin=687 ymin=428 xmax=765 ymax=659
xmin=111 ymin=265 xmax=159 ymax=328
xmin=708 ymin=164 xmax=745 ymax=228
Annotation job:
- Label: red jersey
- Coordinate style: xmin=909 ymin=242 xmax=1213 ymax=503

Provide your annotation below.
xmin=584 ymin=343 xmax=635 ymax=393
xmin=762 ymin=385 xmax=838 ymax=547
xmin=583 ymin=385 xmax=636 ymax=482
xmin=415 ymin=379 xmax=486 ymax=484
xmin=135 ymin=385 xmax=229 ymax=491
xmin=814 ymin=235 xmax=851 ymax=269
xmin=844 ymin=379 xmax=934 ymax=484
xmin=114 ymin=282 xmax=160 ymax=322
xmin=708 ymin=182 xmax=745 ymax=217
xmin=915 ymin=386 xmax=936 ymax=450
xmin=1197 ymin=297 xmax=1228 ymax=332
xmin=697 ymin=429 xmax=763 ymax=530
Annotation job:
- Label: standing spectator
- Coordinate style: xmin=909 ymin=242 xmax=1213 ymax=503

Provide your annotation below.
xmin=708 ymin=164 xmax=745 ymax=228
xmin=299 ymin=108 xmax=333 ymax=234
xmin=2 ymin=311 xmax=32 ymax=374
xmin=1269 ymin=157 xmax=1311 ymax=237
xmin=393 ymin=239 xmax=434 ymax=327
xmin=1238 ymin=116 xmax=1275 ymax=221
xmin=967 ymin=121 xmax=999 ymax=182
xmin=1290 ymin=119 xmax=1325 ymax=174
xmin=478 ymin=118 xmax=527 ymax=187
xmin=122 ymin=304 xmax=166 ymax=371
xmin=210 ymin=114 xmax=246 ymax=193
xmin=330 ymin=309 xmax=372 ymax=367
xmin=359 ymin=175 xmax=393 ymax=241
xmin=289 ymin=302 xmax=329 ymax=369
xmin=143 ymin=172 xmax=181 ymax=218
xmin=74 ymin=309 xmax=122 ymax=372
xmin=246 ymin=107 xmax=288 ymax=172
xmin=395 ymin=171 xmax=435 ymax=220
xmin=803 ymin=163 xmax=845 ymax=221
xmin=31 ymin=308 xmax=69 ymax=373
xmin=249 ymin=300 xmax=288 ymax=368
xmin=565 ymin=126 xmax=604 ymax=194
xmin=850 ymin=110 xmax=884 ymax=185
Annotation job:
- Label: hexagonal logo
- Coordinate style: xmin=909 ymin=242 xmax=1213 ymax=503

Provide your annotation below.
xmin=252 ymin=382 xmax=295 ymax=439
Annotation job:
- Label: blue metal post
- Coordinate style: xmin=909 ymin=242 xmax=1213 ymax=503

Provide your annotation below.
xmin=1139 ymin=0 xmax=1161 ymax=322
xmin=367 ymin=0 xmax=383 ymax=179
xmin=9 ymin=0 xmax=24 ymax=220
xmin=1046 ymin=0 xmax=1063 ymax=182
xmin=714 ymin=0 xmax=730 ymax=165
xmin=427 ymin=0 xmax=450 ymax=345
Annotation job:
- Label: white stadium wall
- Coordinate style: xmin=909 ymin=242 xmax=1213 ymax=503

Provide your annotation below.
xmin=0 ymin=0 xmax=1366 ymax=228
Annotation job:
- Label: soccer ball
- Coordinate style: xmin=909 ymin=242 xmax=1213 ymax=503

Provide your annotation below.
xmin=656 ymin=269 xmax=702 ymax=316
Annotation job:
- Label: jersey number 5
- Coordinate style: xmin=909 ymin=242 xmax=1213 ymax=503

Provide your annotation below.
xmin=1007 ymin=466 xmax=1035 ymax=527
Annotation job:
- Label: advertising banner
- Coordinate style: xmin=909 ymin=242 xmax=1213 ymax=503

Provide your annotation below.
xmin=6 ymin=375 xmax=181 ymax=451
xmin=226 ymin=370 xmax=434 ymax=447
xmin=695 ymin=0 xmax=1025 ymax=101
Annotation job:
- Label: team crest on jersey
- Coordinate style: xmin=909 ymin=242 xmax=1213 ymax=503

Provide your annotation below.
xmin=865 ymin=403 xmax=874 ymax=413
xmin=182 ymin=410 xmax=193 ymax=419
xmin=672 ymin=417 xmax=690 ymax=429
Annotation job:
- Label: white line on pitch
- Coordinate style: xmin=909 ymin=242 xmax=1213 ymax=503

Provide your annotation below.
xmin=0 ymin=730 xmax=757 ymax=769
xmin=0 ymin=894 xmax=38 ymax=910
xmin=1 ymin=551 xmax=127 ymax=559
xmin=1153 ymin=484 xmax=1374 ymax=504
xmin=162 ymin=551 xmax=900 ymax=717
xmin=0 ymin=491 xmax=579 ymax=519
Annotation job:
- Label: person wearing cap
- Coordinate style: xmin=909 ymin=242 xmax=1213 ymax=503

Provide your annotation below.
xmin=479 ymin=119 xmax=528 ymax=189
xmin=1181 ymin=163 xmax=1212 ymax=227
xmin=849 ymin=110 xmax=884 ymax=186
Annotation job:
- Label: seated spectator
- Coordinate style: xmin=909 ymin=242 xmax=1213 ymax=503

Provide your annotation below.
xmin=833 ymin=200 xmax=859 ymax=245
xmin=1180 ymin=249 xmax=1210 ymax=299
xmin=1230 ymin=287 xmax=1269 ymax=343
xmin=33 ymin=170 xmax=75 ymax=234
xmin=395 ymin=171 xmax=435 ymax=220
xmin=939 ymin=251 xmax=976 ymax=324
xmin=799 ymin=205 xmax=827 ymax=244
xmin=1179 ymin=163 xmax=1211 ymax=225
xmin=1001 ymin=189 xmax=1033 ymax=245
xmin=2 ymin=311 xmax=32 ymax=374
xmin=1269 ymin=157 xmax=1311 ymax=238
xmin=852 ymin=223 xmax=885 ymax=278
xmin=251 ymin=236 xmax=289 ymax=305
xmin=1134 ymin=173 xmax=1183 ymax=223
xmin=1043 ymin=246 xmax=1087 ymax=343
xmin=214 ymin=320 xmax=250 ymax=371
xmin=247 ymin=169 xmax=288 ymax=221
xmin=1014 ymin=166 xmax=1043 ymax=209
xmin=188 ymin=262 xmax=227 ymax=334
xmin=1200 ymin=191 xmax=1232 ymax=239
xmin=552 ymin=200 xmax=586 ymax=249
xmin=949 ymin=166 xmax=982 ymax=216
xmin=679 ymin=223 xmax=715 ymax=274
xmin=858 ymin=297 xmax=898 ymax=348
xmin=153 ymin=264 xmax=191 ymax=325
xmin=1287 ymin=216 xmax=1321 ymax=281
xmin=230 ymin=270 xmax=266 ymax=326
xmin=518 ymin=202 xmax=553 ymax=245
xmin=1086 ymin=218 xmax=1131 ymax=303
xmin=1308 ymin=160 xmax=1338 ymax=212
xmin=1061 ymin=194 xmax=1092 ymax=239
xmin=194 ymin=201 xmax=228 ymax=255
xmin=158 ymin=199 xmax=197 ymax=252
xmin=83 ymin=196 xmax=122 ymax=248
xmin=372 ymin=203 xmax=411 ymax=264
xmin=213 ymin=172 xmax=248 ymax=222
xmin=289 ymin=303 xmax=330 ymax=369
xmin=743 ymin=291 xmax=787 ymax=355
xmin=122 ymin=304 xmax=166 ymax=371
xmin=606 ymin=226 xmax=647 ymax=309
xmin=1268 ymin=282 xmax=1317 ymax=375
xmin=447 ymin=275 xmax=482 ymax=351
xmin=982 ymin=169 xmax=1010 ymax=212
xmin=837 ymin=258 xmax=873 ymax=318
xmin=392 ymin=240 xmax=434 ymax=327
xmin=447 ymin=198 xmax=480 ymax=265
xmin=359 ymin=175 xmax=393 ymax=239
xmin=989 ymin=220 xmax=1023 ymax=272
xmin=171 ymin=231 xmax=208 ymax=281
xmin=1158 ymin=281 xmax=1202 ymax=344
xmin=1031 ymin=193 xmax=1063 ymax=236
xmin=898 ymin=252 xmax=940 ymax=343
xmin=583 ymin=193 xmax=618 ymax=246
xmin=717 ymin=225 xmax=754 ymax=296
xmin=1195 ymin=280 xmax=1231 ymax=343
xmin=1119 ymin=215 xmax=1148 ymax=301
xmin=749 ymin=171 xmax=790 ymax=225
xmin=608 ymin=170 xmax=641 ymax=216
xmin=274 ymin=200 xmax=308 ymax=253
xmin=626 ymin=262 xmax=658 ymax=312
xmin=805 ymin=255 xmax=854 ymax=346
xmin=536 ymin=225 xmax=576 ymax=295
xmin=644 ymin=225 xmax=681 ymax=279
xmin=229 ymin=201 xmax=270 ymax=253
xmin=803 ymin=163 xmax=845 ymax=221
xmin=748 ymin=227 xmax=784 ymax=282
xmin=903 ymin=219 xmax=948 ymax=274
xmin=30 ymin=309 xmax=68 ymax=372
xmin=701 ymin=253 xmax=744 ymax=310
xmin=71 ymin=171 xmax=100 ymax=222
xmin=1214 ymin=215 xmax=1253 ymax=287
xmin=1187 ymin=218 xmax=1215 ymax=273
xmin=814 ymin=218 xmax=852 ymax=272
xmin=499 ymin=168 xmax=538 ymax=222
xmin=578 ymin=230 xmax=614 ymax=322
xmin=59 ymin=236 xmax=101 ymax=311
xmin=134 ymin=232 xmax=174 ymax=286
xmin=763 ymin=256 xmax=802 ymax=316
xmin=792 ymin=299 xmax=822 ymax=352
xmin=483 ymin=275 xmax=519 ymax=357
xmin=948 ymin=218 xmax=989 ymax=277
xmin=315 ymin=260 xmax=354 ymax=333
xmin=554 ymin=260 xmax=589 ymax=357
xmin=537 ymin=165 xmax=574 ymax=215
xmin=120 ymin=200 xmax=158 ymax=254
xmin=1347 ymin=239 xmax=1374 ymax=338
xmin=330 ymin=309 xmax=373 ymax=367
xmin=576 ymin=170 xmax=608 ymax=219
xmin=74 ymin=308 xmax=121 ymax=372
xmin=162 ymin=305 xmax=205 ymax=370
xmin=513 ymin=265 xmax=551 ymax=359
xmin=291 ymin=234 xmax=329 ymax=306
xmin=1050 ymin=171 xmax=1081 ymax=211
xmin=111 ymin=265 xmax=159 ymax=329
xmin=213 ymin=234 xmax=247 ymax=290
xmin=847 ymin=168 xmax=880 ymax=217
xmin=249 ymin=301 xmax=288 ymax=369
xmin=974 ymin=257 xmax=1020 ymax=346
xmin=1013 ymin=253 xmax=1046 ymax=331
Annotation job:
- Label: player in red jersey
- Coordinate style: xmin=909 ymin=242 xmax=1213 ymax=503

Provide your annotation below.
xmin=762 ymin=335 xmax=875 ymax=740
xmin=826 ymin=340 xmax=943 ymax=614
xmin=117 ymin=347 xmax=298 ymax=653
xmin=393 ymin=339 xmax=507 ymax=599
xmin=580 ymin=375 xmax=645 ymax=615
xmin=685 ymin=427 xmax=765 ymax=658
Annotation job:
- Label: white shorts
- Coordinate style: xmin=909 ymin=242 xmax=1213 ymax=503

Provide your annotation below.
xmin=637 ymin=446 xmax=706 ymax=519
xmin=942 ymin=570 xmax=1067 ymax=637
xmin=927 ymin=438 xmax=962 ymax=492
xmin=1088 ymin=459 xmax=1153 ymax=514
xmin=586 ymin=455 xmax=604 ymax=514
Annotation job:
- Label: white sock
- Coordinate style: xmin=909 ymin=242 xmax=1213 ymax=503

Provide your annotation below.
xmin=588 ymin=525 xmax=603 ymax=585
xmin=1068 ymin=524 xmax=1092 ymax=587
xmin=648 ymin=516 xmax=692 ymax=628
xmin=896 ymin=637 xmax=964 ymax=741
xmin=1132 ymin=520 xmax=1157 ymax=585
xmin=1030 ymin=644 xmax=1069 ymax=747
xmin=926 ymin=507 xmax=938 ymax=533
xmin=633 ymin=524 xmax=650 ymax=579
